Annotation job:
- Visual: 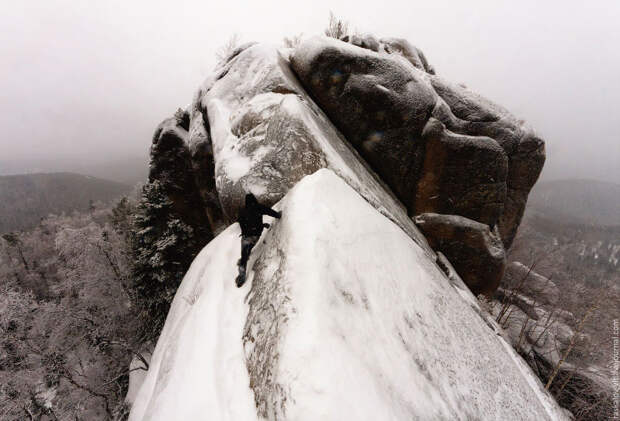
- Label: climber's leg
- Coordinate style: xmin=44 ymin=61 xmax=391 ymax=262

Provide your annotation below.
xmin=236 ymin=235 xmax=259 ymax=287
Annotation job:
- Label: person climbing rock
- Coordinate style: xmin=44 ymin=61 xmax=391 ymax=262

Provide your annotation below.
xmin=236 ymin=193 xmax=282 ymax=287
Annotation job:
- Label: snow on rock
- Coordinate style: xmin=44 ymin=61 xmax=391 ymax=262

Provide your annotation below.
xmin=129 ymin=169 xmax=566 ymax=421
xmin=187 ymin=88 xmax=226 ymax=231
xmin=201 ymin=44 xmax=313 ymax=220
xmin=200 ymin=43 xmax=430 ymax=250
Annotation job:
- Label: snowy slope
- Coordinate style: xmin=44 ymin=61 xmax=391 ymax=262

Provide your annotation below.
xmin=129 ymin=169 xmax=566 ymax=420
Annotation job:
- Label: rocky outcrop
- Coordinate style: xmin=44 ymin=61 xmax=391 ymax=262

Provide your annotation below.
xmin=145 ymin=35 xmax=546 ymax=299
xmin=492 ymin=276 xmax=614 ymax=419
xmin=197 ymin=43 xmax=431 ymax=250
xmin=291 ymin=37 xmax=439 ymax=213
xmin=416 ymin=118 xmax=508 ymax=227
xmin=291 ymin=36 xmax=544 ymax=249
xmin=502 ymin=261 xmax=560 ymax=306
xmin=430 ymin=77 xmax=546 ymax=248
xmin=127 ymin=31 xmax=566 ymax=420
xmin=414 ymin=213 xmax=506 ymax=296
xmin=187 ymin=90 xmax=226 ymax=232
xmin=149 ymin=111 xmax=213 ymax=241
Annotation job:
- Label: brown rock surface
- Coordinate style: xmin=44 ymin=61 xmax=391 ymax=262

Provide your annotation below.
xmin=291 ymin=36 xmax=544 ymax=248
xmin=414 ymin=212 xmax=506 ymax=295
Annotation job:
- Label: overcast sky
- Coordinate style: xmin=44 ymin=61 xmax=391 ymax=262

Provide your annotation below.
xmin=1 ymin=0 xmax=619 ymax=183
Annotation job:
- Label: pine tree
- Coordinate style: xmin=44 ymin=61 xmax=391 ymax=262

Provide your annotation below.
xmin=130 ymin=112 xmax=213 ymax=341
xmin=132 ymin=183 xmax=210 ymax=340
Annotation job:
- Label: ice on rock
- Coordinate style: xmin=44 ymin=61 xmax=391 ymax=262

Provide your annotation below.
xmin=129 ymin=169 xmax=566 ymax=421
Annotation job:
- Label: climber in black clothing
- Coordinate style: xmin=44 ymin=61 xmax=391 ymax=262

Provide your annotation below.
xmin=236 ymin=193 xmax=282 ymax=287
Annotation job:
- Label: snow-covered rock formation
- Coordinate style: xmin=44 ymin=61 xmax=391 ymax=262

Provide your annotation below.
xmin=131 ymin=33 xmax=562 ymax=419
xmin=129 ymin=170 xmax=565 ymax=420
xmin=194 ymin=42 xmax=430 ymax=248
xmin=147 ymin=36 xmax=546 ymax=296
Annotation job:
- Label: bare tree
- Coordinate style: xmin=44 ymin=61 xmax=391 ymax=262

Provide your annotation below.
xmin=0 ymin=207 xmax=142 ymax=419
xmin=546 ymin=302 xmax=598 ymax=390
xmin=324 ymin=11 xmax=349 ymax=39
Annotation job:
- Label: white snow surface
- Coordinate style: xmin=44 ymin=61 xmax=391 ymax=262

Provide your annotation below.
xmin=128 ymin=223 xmax=260 ymax=421
xmin=129 ymin=169 xmax=566 ymax=421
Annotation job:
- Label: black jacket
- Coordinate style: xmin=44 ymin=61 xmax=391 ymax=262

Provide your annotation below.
xmin=238 ymin=194 xmax=281 ymax=237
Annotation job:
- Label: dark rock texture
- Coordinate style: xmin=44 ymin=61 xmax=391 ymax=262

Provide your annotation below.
xmin=149 ymin=111 xmax=213 ymax=241
xmin=416 ymin=118 xmax=507 ymax=226
xmin=291 ymin=37 xmax=437 ymax=214
xmin=414 ymin=213 xmax=506 ymax=296
xmin=196 ymin=44 xmax=432 ymax=251
xmin=430 ymin=77 xmax=546 ymax=247
xmin=187 ymin=93 xmax=226 ymax=231
xmin=291 ymin=36 xmax=544 ymax=248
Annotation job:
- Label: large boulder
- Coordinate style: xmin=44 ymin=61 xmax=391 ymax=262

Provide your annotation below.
xmin=414 ymin=213 xmax=506 ymax=296
xmin=291 ymin=37 xmax=441 ymax=213
xmin=291 ymin=36 xmax=544 ymax=248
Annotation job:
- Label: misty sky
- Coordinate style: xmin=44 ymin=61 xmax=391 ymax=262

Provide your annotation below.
xmin=1 ymin=0 xmax=619 ymax=183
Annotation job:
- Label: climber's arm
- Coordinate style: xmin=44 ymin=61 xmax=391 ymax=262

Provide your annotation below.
xmin=259 ymin=204 xmax=282 ymax=219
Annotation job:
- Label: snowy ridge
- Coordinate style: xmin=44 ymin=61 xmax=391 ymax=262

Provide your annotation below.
xmin=129 ymin=169 xmax=566 ymax=420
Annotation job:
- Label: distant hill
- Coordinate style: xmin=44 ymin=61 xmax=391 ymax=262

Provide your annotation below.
xmin=512 ymin=177 xmax=619 ymax=290
xmin=0 ymin=155 xmax=149 ymax=186
xmin=527 ymin=179 xmax=620 ymax=226
xmin=72 ymin=156 xmax=149 ymax=186
xmin=0 ymin=173 xmax=132 ymax=233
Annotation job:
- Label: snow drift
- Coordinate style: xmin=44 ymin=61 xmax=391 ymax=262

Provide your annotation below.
xmin=129 ymin=169 xmax=566 ymax=420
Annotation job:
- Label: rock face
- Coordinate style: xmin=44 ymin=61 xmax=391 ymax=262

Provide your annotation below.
xmin=291 ymin=36 xmax=544 ymax=248
xmin=502 ymin=261 xmax=560 ymax=306
xmin=129 ymin=170 xmax=566 ymax=421
xmin=417 ymin=119 xmax=508 ymax=227
xmin=187 ymin=91 xmax=226 ymax=232
xmin=414 ymin=213 xmax=506 ymax=296
xmin=197 ymin=43 xmax=431 ymax=250
xmin=147 ymin=35 xmax=546 ymax=302
xmin=291 ymin=37 xmax=439 ymax=212
xmin=149 ymin=111 xmax=213 ymax=239
xmin=128 ymin=34 xmax=558 ymax=419
xmin=430 ymin=77 xmax=545 ymax=248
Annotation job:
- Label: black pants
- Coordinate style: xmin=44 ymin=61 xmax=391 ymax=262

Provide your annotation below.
xmin=238 ymin=235 xmax=260 ymax=275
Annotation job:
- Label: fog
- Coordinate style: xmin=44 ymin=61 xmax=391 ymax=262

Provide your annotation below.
xmin=1 ymin=0 xmax=618 ymax=183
